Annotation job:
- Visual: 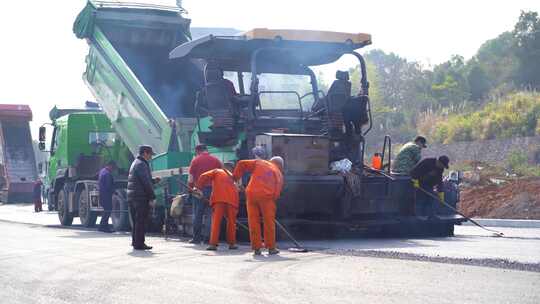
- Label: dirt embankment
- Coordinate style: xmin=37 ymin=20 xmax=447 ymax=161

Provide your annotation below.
xmin=459 ymin=178 xmax=540 ymax=219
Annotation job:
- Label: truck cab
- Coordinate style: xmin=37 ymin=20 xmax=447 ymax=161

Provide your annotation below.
xmin=39 ymin=105 xmax=132 ymax=230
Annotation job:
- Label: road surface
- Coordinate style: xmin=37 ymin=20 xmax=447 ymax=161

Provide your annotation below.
xmin=1 ymin=204 xmax=539 ymax=304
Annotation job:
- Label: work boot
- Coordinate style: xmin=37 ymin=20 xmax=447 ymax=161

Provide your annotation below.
xmin=229 ymin=244 xmax=238 ymax=250
xmin=133 ymin=244 xmax=152 ymax=250
xmin=268 ymin=248 xmax=280 ymax=255
xmin=142 ymin=244 xmax=152 ymax=250
xmin=206 ymin=245 xmax=217 ymax=251
xmin=253 ymin=249 xmax=262 ymax=256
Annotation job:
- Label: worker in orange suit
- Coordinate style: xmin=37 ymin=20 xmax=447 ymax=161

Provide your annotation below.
xmin=195 ymin=162 xmax=239 ymax=251
xmin=233 ymin=153 xmax=284 ymax=256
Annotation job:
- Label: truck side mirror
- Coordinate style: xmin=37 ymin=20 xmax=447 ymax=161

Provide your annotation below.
xmin=39 ymin=142 xmax=46 ymax=151
xmin=39 ymin=126 xmax=46 ymax=142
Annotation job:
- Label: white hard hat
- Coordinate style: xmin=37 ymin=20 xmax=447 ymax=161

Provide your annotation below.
xmin=270 ymin=156 xmax=284 ymax=169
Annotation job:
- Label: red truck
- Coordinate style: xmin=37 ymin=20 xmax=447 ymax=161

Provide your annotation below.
xmin=0 ymin=104 xmax=38 ymax=203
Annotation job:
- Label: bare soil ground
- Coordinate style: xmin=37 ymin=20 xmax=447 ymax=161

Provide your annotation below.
xmin=460 ymin=177 xmax=540 ymax=219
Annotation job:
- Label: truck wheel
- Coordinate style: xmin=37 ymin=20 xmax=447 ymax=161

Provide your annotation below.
xmin=57 ymin=189 xmax=73 ymax=226
xmin=77 ymin=187 xmax=97 ymax=228
xmin=112 ymin=189 xmax=130 ymax=231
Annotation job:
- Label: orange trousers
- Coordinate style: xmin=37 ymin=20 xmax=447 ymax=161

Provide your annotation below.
xmin=209 ymin=203 xmax=238 ymax=246
xmin=246 ymin=198 xmax=276 ymax=250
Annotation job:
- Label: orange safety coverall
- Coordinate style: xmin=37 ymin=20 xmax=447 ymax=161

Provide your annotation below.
xmin=233 ymin=160 xmax=283 ymax=250
xmin=197 ymin=169 xmax=239 ymax=246
xmin=372 ymin=155 xmax=382 ymax=170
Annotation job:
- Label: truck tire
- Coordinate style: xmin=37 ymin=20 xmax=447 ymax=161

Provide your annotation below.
xmin=57 ymin=188 xmax=73 ymax=226
xmin=77 ymin=187 xmax=97 ymax=228
xmin=112 ymin=189 xmax=130 ymax=231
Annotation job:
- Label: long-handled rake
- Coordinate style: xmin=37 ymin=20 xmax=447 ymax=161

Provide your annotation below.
xmin=417 ymin=187 xmax=504 ymax=237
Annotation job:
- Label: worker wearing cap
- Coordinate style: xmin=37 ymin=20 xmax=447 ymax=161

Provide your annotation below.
xmin=233 ymin=152 xmax=284 ymax=256
xmin=392 ymin=136 xmax=428 ymax=174
xmin=188 ymin=144 xmax=222 ymax=244
xmin=410 ymin=155 xmax=450 ymax=218
xmin=251 ymin=145 xmax=267 ymax=160
xmin=127 ymin=145 xmax=160 ymax=250
xmin=98 ymin=160 xmax=116 ymax=233
xmin=195 ymin=162 xmax=239 ymax=251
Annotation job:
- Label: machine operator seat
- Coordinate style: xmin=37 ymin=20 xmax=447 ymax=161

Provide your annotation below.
xmin=196 ymin=68 xmax=238 ymax=147
xmin=328 ymin=70 xmax=352 ymax=98
xmin=202 ymin=68 xmax=235 ymax=130
xmin=326 ymin=71 xmax=352 ymax=138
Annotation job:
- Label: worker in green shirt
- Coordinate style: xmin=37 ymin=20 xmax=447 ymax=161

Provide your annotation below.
xmin=392 ymin=136 xmax=427 ymax=174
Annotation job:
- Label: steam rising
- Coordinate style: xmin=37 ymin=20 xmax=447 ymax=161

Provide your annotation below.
xmin=101 ymin=25 xmax=204 ymax=119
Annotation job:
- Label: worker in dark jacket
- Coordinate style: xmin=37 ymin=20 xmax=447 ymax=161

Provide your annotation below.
xmin=410 ymin=155 xmax=450 ymax=218
xmin=98 ymin=161 xmax=116 ymax=233
xmin=127 ymin=145 xmax=160 ymax=250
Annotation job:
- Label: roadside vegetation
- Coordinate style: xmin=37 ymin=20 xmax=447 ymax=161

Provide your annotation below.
xmin=507 ymin=151 xmax=540 ymax=177
xmin=345 ymin=11 xmax=540 ymax=144
xmin=418 ymin=91 xmax=540 ymax=143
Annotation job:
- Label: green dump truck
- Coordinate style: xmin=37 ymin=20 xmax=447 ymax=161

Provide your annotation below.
xmin=38 ymin=103 xmax=133 ymax=230
xmin=73 ymin=1 xmax=199 ymax=234
xmin=72 ymin=1 xmax=465 ymax=237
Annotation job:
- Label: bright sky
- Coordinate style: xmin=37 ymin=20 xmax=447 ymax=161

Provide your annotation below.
xmin=0 ymin=0 xmax=538 ymax=138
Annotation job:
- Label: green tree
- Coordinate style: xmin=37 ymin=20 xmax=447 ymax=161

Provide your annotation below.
xmin=365 ymin=50 xmax=435 ymax=113
xmin=475 ymin=31 xmax=518 ymax=90
xmin=349 ymin=59 xmax=381 ymax=106
xmin=467 ymin=61 xmax=491 ymax=101
xmin=513 ymin=10 xmax=540 ymax=89
xmin=423 ymin=92 xmax=540 ymax=143
xmin=431 ymin=55 xmax=470 ymax=107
